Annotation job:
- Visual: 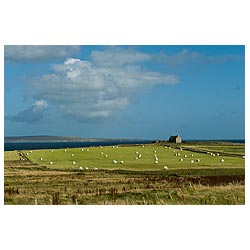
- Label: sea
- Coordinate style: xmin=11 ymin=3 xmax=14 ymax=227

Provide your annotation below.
xmin=4 ymin=139 xmax=244 ymax=151
xmin=4 ymin=140 xmax=153 ymax=151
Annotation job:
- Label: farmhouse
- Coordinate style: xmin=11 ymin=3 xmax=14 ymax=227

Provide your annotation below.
xmin=168 ymin=134 xmax=182 ymax=143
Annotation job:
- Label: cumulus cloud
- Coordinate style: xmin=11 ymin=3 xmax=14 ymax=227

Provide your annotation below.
xmin=154 ymin=48 xmax=243 ymax=65
xmin=5 ymin=45 xmax=80 ymax=61
xmin=6 ymin=100 xmax=48 ymax=123
xmin=27 ymin=48 xmax=178 ymax=122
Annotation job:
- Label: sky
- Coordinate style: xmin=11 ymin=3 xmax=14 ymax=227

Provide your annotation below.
xmin=4 ymin=45 xmax=245 ymax=140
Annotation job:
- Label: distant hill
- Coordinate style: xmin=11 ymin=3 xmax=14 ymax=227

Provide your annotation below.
xmin=4 ymin=135 xmax=146 ymax=143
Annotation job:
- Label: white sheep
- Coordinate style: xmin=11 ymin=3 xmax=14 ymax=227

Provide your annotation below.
xmin=79 ymin=166 xmax=83 ymax=170
xmin=30 ymin=151 xmax=32 ymax=153
xmin=163 ymin=166 xmax=168 ymax=170
xmin=112 ymin=146 xmax=115 ymax=148
xmin=220 ymin=159 xmax=224 ymax=163
xmin=217 ymin=153 xmax=220 ymax=156
xmin=142 ymin=145 xmax=144 ymax=148
xmin=177 ymin=153 xmax=181 ymax=156
xmin=155 ymin=160 xmax=158 ymax=164
xmin=100 ymin=152 xmax=104 ymax=155
xmin=155 ymin=157 xmax=159 ymax=161
xmin=120 ymin=160 xmax=124 ymax=164
xmin=243 ymin=156 xmax=245 ymax=159
xmin=64 ymin=149 xmax=67 ymax=152
xmin=112 ymin=160 xmax=117 ymax=164
xmin=71 ymin=154 xmax=74 ymax=157
xmin=86 ymin=149 xmax=89 ymax=151
xmin=72 ymin=161 xmax=76 ymax=164
xmin=135 ymin=151 xmax=139 ymax=154
xmin=51 ymin=150 xmax=54 ymax=153
xmin=190 ymin=160 xmax=194 ymax=163
xmin=116 ymin=146 xmax=119 ymax=148
xmin=85 ymin=167 xmax=89 ymax=170
xmin=153 ymin=150 xmax=157 ymax=153
xmin=99 ymin=146 xmax=102 ymax=148
xmin=190 ymin=154 xmax=193 ymax=157
xmin=184 ymin=155 xmax=187 ymax=158
xmin=40 ymin=157 xmax=43 ymax=161
xmin=196 ymin=159 xmax=200 ymax=162
xmin=49 ymin=162 xmax=53 ymax=165
xmin=81 ymin=149 xmax=84 ymax=151
xmin=26 ymin=153 xmax=29 ymax=155
xmin=94 ymin=167 xmax=98 ymax=170
xmin=135 ymin=157 xmax=139 ymax=160
xmin=105 ymin=154 xmax=108 ymax=157
xmin=179 ymin=158 xmax=183 ymax=162
xmin=138 ymin=154 xmax=142 ymax=158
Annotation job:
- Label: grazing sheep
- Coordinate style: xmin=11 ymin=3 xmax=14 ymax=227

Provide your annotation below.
xmin=177 ymin=153 xmax=181 ymax=156
xmin=99 ymin=146 xmax=102 ymax=148
xmin=116 ymin=146 xmax=119 ymax=148
xmin=163 ymin=166 xmax=168 ymax=170
xmin=217 ymin=153 xmax=220 ymax=156
xmin=190 ymin=154 xmax=193 ymax=157
xmin=164 ymin=146 xmax=168 ymax=149
xmin=49 ymin=162 xmax=53 ymax=165
xmin=155 ymin=160 xmax=158 ymax=164
xmin=79 ymin=166 xmax=83 ymax=170
xmin=112 ymin=146 xmax=115 ymax=148
xmin=94 ymin=167 xmax=98 ymax=170
xmin=155 ymin=157 xmax=159 ymax=161
xmin=71 ymin=154 xmax=74 ymax=157
xmin=135 ymin=157 xmax=139 ymax=160
xmin=101 ymin=152 xmax=104 ymax=155
xmin=26 ymin=153 xmax=29 ymax=155
xmin=86 ymin=149 xmax=89 ymax=151
xmin=120 ymin=160 xmax=124 ymax=164
xmin=190 ymin=160 xmax=194 ymax=163
xmin=179 ymin=158 xmax=183 ymax=162
xmin=135 ymin=151 xmax=139 ymax=154
xmin=142 ymin=145 xmax=145 ymax=148
xmin=173 ymin=150 xmax=176 ymax=153
xmin=85 ymin=167 xmax=89 ymax=170
xmin=196 ymin=159 xmax=200 ymax=162
xmin=64 ymin=149 xmax=67 ymax=152
xmin=40 ymin=157 xmax=43 ymax=161
xmin=243 ymin=156 xmax=245 ymax=159
xmin=212 ymin=154 xmax=216 ymax=157
xmin=112 ymin=160 xmax=117 ymax=164
xmin=153 ymin=150 xmax=157 ymax=153
xmin=51 ymin=150 xmax=54 ymax=153
xmin=30 ymin=151 xmax=32 ymax=153
xmin=72 ymin=161 xmax=76 ymax=164
xmin=220 ymin=159 xmax=224 ymax=163
xmin=184 ymin=155 xmax=187 ymax=158
xmin=105 ymin=154 xmax=108 ymax=157
xmin=138 ymin=154 xmax=142 ymax=158
xmin=81 ymin=149 xmax=84 ymax=151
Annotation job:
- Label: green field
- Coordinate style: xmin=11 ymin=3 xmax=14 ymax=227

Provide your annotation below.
xmin=22 ymin=144 xmax=244 ymax=171
xmin=4 ymin=142 xmax=245 ymax=205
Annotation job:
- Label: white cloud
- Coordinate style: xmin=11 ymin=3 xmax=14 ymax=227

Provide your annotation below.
xmin=154 ymin=48 xmax=243 ymax=65
xmin=4 ymin=45 xmax=80 ymax=61
xmin=6 ymin=100 xmax=48 ymax=123
xmin=27 ymin=48 xmax=178 ymax=122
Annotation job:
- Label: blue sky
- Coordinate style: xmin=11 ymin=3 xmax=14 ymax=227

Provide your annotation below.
xmin=4 ymin=45 xmax=245 ymax=140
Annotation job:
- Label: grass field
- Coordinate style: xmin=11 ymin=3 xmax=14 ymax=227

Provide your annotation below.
xmin=4 ymin=142 xmax=245 ymax=205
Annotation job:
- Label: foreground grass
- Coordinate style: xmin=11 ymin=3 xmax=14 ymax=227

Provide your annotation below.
xmin=4 ymin=168 xmax=244 ymax=205
xmin=4 ymin=143 xmax=245 ymax=205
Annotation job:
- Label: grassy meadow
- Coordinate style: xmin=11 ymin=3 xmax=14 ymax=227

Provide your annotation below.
xmin=4 ymin=142 xmax=245 ymax=205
